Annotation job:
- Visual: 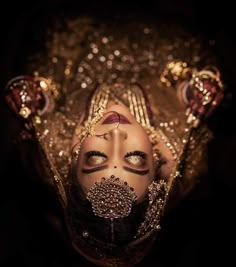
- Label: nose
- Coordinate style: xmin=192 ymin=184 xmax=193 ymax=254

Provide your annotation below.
xmin=104 ymin=127 xmax=127 ymax=141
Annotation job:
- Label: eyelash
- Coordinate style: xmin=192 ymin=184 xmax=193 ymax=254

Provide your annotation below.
xmin=125 ymin=151 xmax=146 ymax=159
xmin=86 ymin=151 xmax=107 ymax=158
xmin=85 ymin=150 xmax=166 ymax=169
xmin=86 ymin=151 xmax=146 ymax=159
xmin=124 ymin=151 xmax=147 ymax=167
xmin=85 ymin=151 xmax=107 ymax=165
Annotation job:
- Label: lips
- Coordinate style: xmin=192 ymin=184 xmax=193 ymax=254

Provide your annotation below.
xmin=102 ymin=113 xmax=130 ymax=124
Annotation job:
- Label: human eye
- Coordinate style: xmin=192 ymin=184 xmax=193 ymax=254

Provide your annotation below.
xmin=125 ymin=151 xmax=147 ymax=167
xmin=85 ymin=151 xmax=107 ymax=166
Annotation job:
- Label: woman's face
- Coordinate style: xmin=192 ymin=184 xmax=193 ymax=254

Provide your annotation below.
xmin=75 ymin=103 xmax=155 ymax=200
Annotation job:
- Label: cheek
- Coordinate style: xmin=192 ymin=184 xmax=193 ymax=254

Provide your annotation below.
xmin=77 ymin=173 xmax=101 ymax=193
xmin=130 ymin=128 xmax=153 ymax=152
xmin=125 ymin=175 xmax=153 ymax=201
xmin=79 ymin=136 xmax=98 ymax=151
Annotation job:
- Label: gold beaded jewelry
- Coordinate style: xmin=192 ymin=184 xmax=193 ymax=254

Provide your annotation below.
xmin=73 ymin=85 xmax=110 ymax=157
xmin=127 ymin=85 xmax=178 ymax=161
xmin=87 ymin=175 xmax=137 ymax=220
xmin=135 ymin=179 xmax=167 ymax=238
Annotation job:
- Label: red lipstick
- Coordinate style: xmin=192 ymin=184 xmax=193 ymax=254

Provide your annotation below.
xmin=102 ymin=113 xmax=130 ymax=124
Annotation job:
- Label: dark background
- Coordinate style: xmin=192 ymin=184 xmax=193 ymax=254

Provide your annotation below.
xmin=0 ymin=1 xmax=235 ymax=266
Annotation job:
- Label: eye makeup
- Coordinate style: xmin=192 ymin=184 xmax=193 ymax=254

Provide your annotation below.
xmin=81 ymin=150 xmax=151 ymax=175
xmin=85 ymin=150 xmax=107 ymax=166
xmin=124 ymin=151 xmax=147 ymax=167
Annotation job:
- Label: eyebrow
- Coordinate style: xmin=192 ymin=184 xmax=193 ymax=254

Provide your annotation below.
xmin=123 ymin=166 xmax=149 ymax=175
xmin=82 ymin=165 xmax=108 ymax=174
xmin=82 ymin=165 xmax=149 ymax=176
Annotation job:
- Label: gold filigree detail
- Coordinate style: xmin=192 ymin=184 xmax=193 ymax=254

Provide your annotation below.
xmin=87 ymin=175 xmax=137 ymax=220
